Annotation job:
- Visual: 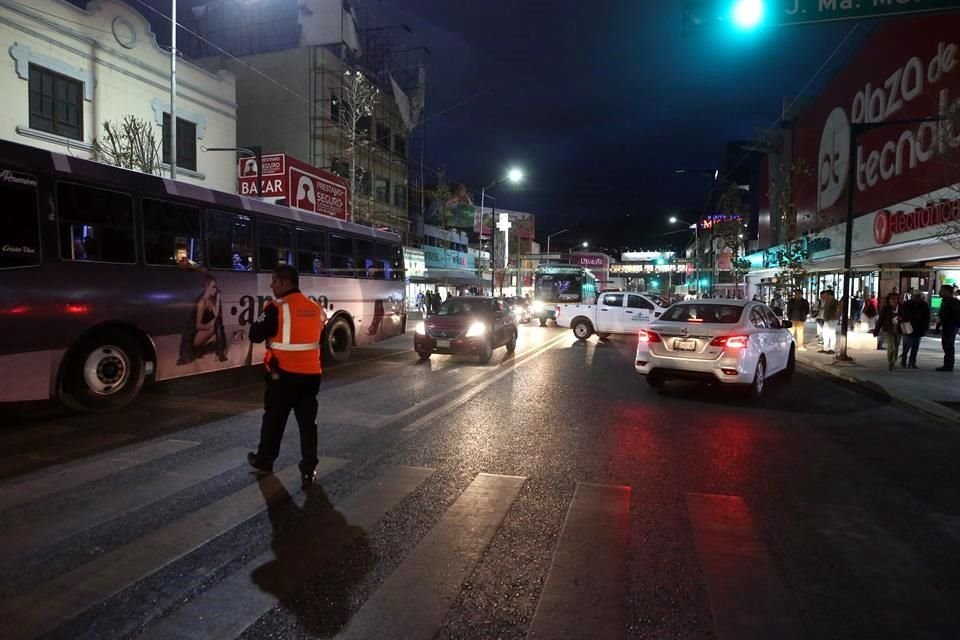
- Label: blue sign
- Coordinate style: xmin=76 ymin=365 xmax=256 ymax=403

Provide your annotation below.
xmin=422 ymin=245 xmax=476 ymax=270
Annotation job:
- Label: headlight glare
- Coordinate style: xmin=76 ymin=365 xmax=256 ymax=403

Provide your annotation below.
xmin=415 ymin=321 xmax=426 ymax=335
xmin=466 ymin=322 xmax=487 ymax=337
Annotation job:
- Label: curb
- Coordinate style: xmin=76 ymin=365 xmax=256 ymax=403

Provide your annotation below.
xmin=798 ymin=357 xmax=960 ymax=426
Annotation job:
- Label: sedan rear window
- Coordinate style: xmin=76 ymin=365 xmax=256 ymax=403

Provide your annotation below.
xmin=659 ymin=304 xmax=743 ymax=324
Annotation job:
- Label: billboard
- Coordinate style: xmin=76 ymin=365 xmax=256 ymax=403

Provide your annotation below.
xmin=474 ymin=207 xmax=536 ymax=240
xmin=789 ymin=14 xmax=960 ymax=234
xmin=237 ymin=154 xmax=350 ymax=220
xmin=424 ymin=184 xmax=476 ymax=228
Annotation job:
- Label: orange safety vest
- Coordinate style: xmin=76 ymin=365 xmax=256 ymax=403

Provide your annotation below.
xmin=264 ymin=292 xmax=325 ymax=375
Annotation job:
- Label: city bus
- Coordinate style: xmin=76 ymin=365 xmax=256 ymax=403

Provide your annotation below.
xmin=0 ymin=139 xmax=405 ymax=411
xmin=531 ymin=264 xmax=598 ymax=326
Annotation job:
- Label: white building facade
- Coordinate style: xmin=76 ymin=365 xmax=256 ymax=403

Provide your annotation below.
xmin=0 ymin=0 xmax=237 ymax=192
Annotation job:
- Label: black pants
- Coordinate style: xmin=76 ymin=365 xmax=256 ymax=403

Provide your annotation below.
xmin=257 ymin=372 xmax=322 ymax=474
xmin=943 ymin=326 xmax=958 ymax=370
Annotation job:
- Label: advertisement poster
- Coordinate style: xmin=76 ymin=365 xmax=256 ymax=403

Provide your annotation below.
xmin=237 ymin=154 xmax=351 ymax=220
xmin=425 ymin=183 xmax=476 ymax=228
xmin=474 ymin=207 xmax=536 ymax=240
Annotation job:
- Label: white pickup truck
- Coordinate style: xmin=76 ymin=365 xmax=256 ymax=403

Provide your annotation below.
xmin=556 ymin=291 xmax=670 ymax=341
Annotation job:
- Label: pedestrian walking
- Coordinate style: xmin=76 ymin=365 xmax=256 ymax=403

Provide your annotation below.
xmin=247 ymin=265 xmax=326 ymax=486
xmin=874 ymin=292 xmax=902 ymax=371
xmin=785 ymin=289 xmax=810 ymax=351
xmin=852 ymin=292 xmax=865 ymax=328
xmin=415 ymin=291 xmax=425 ymax=315
xmin=863 ymin=292 xmax=878 ymax=331
xmin=937 ymin=284 xmax=960 ymax=372
xmin=819 ymin=290 xmax=839 ymax=354
xmin=900 ymin=292 xmax=930 ymax=368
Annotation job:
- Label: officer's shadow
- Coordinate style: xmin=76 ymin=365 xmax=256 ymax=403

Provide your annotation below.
xmin=252 ymin=476 xmax=375 ymax=636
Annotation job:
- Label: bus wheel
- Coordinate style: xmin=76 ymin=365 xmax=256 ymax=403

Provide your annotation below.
xmin=324 ymin=316 xmax=353 ymax=365
xmin=61 ymin=331 xmax=145 ymax=411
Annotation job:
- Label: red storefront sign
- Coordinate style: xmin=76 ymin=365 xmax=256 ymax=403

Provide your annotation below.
xmin=790 ymin=15 xmax=960 ymax=234
xmin=873 ymin=197 xmax=960 ymax=245
xmin=237 ymin=154 xmax=351 ymax=220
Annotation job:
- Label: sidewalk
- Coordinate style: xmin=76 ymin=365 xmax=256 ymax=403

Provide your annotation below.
xmin=795 ymin=321 xmax=960 ymax=425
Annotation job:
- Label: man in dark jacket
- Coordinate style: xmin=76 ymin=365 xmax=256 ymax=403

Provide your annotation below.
xmin=938 ymin=285 xmax=960 ymax=371
xmin=900 ymin=293 xmax=931 ymax=368
xmin=785 ymin=289 xmax=810 ymax=351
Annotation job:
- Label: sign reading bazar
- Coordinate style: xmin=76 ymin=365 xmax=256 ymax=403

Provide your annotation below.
xmin=237 ymin=154 xmax=350 ymax=221
xmin=791 ymin=14 xmax=960 ymax=235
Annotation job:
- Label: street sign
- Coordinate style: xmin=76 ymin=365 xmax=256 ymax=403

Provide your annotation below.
xmin=681 ymin=0 xmax=960 ymax=34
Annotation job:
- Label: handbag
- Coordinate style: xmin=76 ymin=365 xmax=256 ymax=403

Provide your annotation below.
xmin=900 ymin=320 xmax=914 ymax=335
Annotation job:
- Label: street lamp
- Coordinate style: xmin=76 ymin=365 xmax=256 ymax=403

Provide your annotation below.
xmin=546 ymin=228 xmax=568 ymax=256
xmin=582 ymin=241 xmax=589 ymax=249
xmin=669 ymin=216 xmax=700 ymax=297
xmin=479 ymin=168 xmax=524 ymax=296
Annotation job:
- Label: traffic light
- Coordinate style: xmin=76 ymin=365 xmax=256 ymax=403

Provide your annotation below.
xmin=681 ymin=0 xmax=767 ymax=36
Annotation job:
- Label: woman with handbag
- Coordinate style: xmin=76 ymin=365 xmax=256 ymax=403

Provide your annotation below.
xmin=874 ymin=293 xmax=902 ymax=371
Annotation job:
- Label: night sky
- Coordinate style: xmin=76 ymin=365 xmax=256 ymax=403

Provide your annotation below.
xmin=116 ymin=1 xmax=872 ymax=251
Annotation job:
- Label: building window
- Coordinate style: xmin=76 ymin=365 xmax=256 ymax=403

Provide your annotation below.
xmin=393 ymin=183 xmax=406 ymax=209
xmin=162 ymin=114 xmax=198 ymax=171
xmin=358 ymin=172 xmax=371 ymax=196
xmin=28 ymin=64 xmax=83 ymax=141
xmin=330 ymin=93 xmax=341 ymax=122
xmin=375 ymin=176 xmax=390 ymax=204
xmin=376 ymin=122 xmax=392 ymax=151
xmin=393 ymin=134 xmax=406 ymax=158
xmin=356 ymin=115 xmax=371 ymax=138
xmin=331 ymin=158 xmax=350 ymax=179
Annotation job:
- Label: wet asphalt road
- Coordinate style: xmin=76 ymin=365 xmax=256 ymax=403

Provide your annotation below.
xmin=1 ymin=323 xmax=959 ymax=639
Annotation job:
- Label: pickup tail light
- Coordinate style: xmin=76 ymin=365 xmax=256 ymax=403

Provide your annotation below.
xmin=710 ymin=335 xmax=749 ymax=349
xmin=638 ymin=329 xmax=662 ymax=343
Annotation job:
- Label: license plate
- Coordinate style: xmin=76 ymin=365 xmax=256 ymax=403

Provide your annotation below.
xmin=436 ymin=339 xmax=451 ymax=348
xmin=674 ymin=339 xmax=697 ymax=352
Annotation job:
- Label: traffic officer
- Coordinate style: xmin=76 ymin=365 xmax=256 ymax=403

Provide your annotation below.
xmin=247 ymin=264 xmax=327 ymax=485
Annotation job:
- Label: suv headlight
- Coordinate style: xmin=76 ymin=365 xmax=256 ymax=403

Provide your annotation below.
xmin=465 ymin=322 xmax=487 ymax=337
xmin=415 ymin=321 xmax=426 ymax=335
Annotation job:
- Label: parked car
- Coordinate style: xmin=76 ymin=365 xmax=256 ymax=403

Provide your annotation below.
xmin=556 ymin=291 xmax=669 ymax=340
xmin=504 ymin=296 xmax=532 ymax=324
xmin=634 ymin=300 xmax=795 ymax=398
xmin=414 ymin=297 xmax=518 ymax=364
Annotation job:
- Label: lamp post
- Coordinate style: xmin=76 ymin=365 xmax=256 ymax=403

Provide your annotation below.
xmin=546 ymin=228 xmax=568 ymax=256
xmin=670 ymin=216 xmax=700 ymax=297
xmin=201 ymin=146 xmax=263 ymax=196
xmin=479 ymin=168 xmax=524 ymax=295
xmin=170 ymin=0 xmax=177 ymax=180
xmin=835 ymin=115 xmax=942 ymax=362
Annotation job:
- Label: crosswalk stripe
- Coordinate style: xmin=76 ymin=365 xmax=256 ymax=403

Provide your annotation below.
xmin=140 ymin=465 xmax=435 ymax=640
xmin=686 ymin=493 xmax=801 ymax=640
xmin=0 ymin=439 xmax=199 ymax=512
xmin=3 ymin=432 xmax=135 ymax=478
xmin=0 ymin=447 xmax=247 ymax=564
xmin=527 ymin=483 xmax=632 ymax=640
xmin=0 ymin=457 xmax=349 ymax=640
xmin=335 ymin=473 xmax=526 ymax=640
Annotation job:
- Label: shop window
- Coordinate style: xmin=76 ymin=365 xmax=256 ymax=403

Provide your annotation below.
xmin=29 ymin=64 xmax=82 ymax=141
xmin=206 ymin=209 xmax=254 ymax=271
xmin=57 ymin=182 xmax=135 ymax=263
xmin=143 ymin=199 xmax=202 ymax=267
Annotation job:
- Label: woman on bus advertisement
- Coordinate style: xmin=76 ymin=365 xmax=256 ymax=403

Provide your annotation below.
xmin=177 ymin=274 xmax=228 ymax=365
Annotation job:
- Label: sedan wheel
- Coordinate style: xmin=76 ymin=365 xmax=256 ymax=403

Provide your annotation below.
xmin=747 ymin=357 xmax=766 ymax=398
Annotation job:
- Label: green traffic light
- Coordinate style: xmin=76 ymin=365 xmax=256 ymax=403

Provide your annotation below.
xmin=732 ymin=0 xmax=763 ymax=29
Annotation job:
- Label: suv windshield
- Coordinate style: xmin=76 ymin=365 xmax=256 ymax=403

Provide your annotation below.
xmin=659 ymin=304 xmax=743 ymax=324
xmin=437 ymin=299 xmax=491 ymax=316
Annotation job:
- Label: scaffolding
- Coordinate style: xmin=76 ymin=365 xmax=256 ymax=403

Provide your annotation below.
xmin=182 ymin=0 xmax=427 ymax=242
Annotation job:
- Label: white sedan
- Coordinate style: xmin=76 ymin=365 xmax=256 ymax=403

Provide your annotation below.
xmin=634 ymin=300 xmax=796 ymax=398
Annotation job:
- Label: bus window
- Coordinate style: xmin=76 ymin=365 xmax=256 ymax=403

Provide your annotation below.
xmin=258 ymin=221 xmax=293 ymax=270
xmin=142 ymin=199 xmax=202 ymax=267
xmin=206 ymin=210 xmax=254 ymax=271
xmin=356 ymin=239 xmax=376 ymax=278
xmin=373 ymin=242 xmax=396 ymax=280
xmin=57 ymin=182 xmax=135 ymax=263
xmin=329 ymin=234 xmax=355 ymax=277
xmin=296 ymin=228 xmax=326 ymax=275
xmin=389 ymin=244 xmax=404 ymax=281
xmin=0 ymin=173 xmax=41 ymax=269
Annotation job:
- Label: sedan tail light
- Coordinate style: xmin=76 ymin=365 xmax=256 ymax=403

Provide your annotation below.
xmin=710 ymin=335 xmax=749 ymax=349
xmin=638 ymin=329 xmax=662 ymax=343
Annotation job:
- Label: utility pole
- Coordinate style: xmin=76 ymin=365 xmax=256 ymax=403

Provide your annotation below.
xmin=169 ymin=0 xmax=177 ymax=180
